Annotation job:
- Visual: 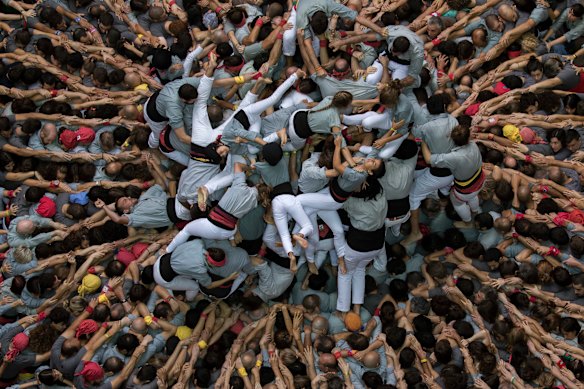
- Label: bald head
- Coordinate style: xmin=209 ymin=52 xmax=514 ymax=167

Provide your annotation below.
xmin=363 ymin=351 xmax=380 ymax=368
xmin=130 ymin=317 xmax=147 ymax=335
xmin=320 ymin=353 xmax=337 ymax=370
xmin=105 ymin=162 xmax=123 ymax=177
xmin=16 ymin=220 xmax=35 ymax=236
xmin=548 ymin=166 xmax=563 ymax=183
xmin=334 ymin=58 xmax=350 ymax=73
xmin=494 ymin=217 xmax=512 ymax=233
xmin=212 ymin=30 xmax=228 ymax=44
xmin=285 ymin=66 xmax=299 ymax=78
xmin=124 ymin=72 xmax=142 ymax=88
xmin=110 ymin=303 xmax=126 ymax=320
xmin=241 ymin=350 xmax=256 ymax=370
xmin=149 ymin=6 xmax=166 ymax=21
xmin=120 ymin=105 xmax=139 ymax=120
xmin=41 ymin=123 xmax=57 ymax=145
xmin=471 ymin=28 xmax=487 ymax=47
xmin=312 ymin=316 xmax=329 ymax=335
xmin=499 ymin=4 xmax=517 ymax=22
xmin=503 ymin=156 xmax=517 ymax=169
xmin=207 ymin=106 xmax=223 ymax=126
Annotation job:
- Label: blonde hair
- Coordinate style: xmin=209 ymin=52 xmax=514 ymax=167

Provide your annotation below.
xmin=520 ymin=33 xmax=539 ymax=53
xmin=379 ymin=80 xmax=402 ymax=107
xmin=13 ymin=246 xmax=33 ymax=264
xmin=310 ymin=91 xmax=353 ymax=113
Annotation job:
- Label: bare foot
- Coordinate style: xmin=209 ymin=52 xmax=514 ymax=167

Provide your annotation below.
xmin=307 ymin=262 xmax=319 ymax=275
xmin=288 ymin=252 xmax=297 ymax=273
xmin=401 ymin=231 xmax=422 ymax=246
xmin=197 ymin=186 xmax=208 ymax=212
xmin=293 ymin=234 xmax=308 ymax=249
xmin=301 ymin=273 xmax=310 ymax=290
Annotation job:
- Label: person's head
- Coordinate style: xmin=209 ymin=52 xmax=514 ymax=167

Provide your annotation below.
xmin=178 ymin=84 xmax=197 ymax=103
xmin=309 ymin=10 xmax=328 ymax=34
xmin=392 ymin=36 xmax=410 ymax=54
xmin=312 ymin=316 xmax=329 ymax=335
xmin=573 ymin=273 xmax=584 ymax=296
xmin=317 ymin=353 xmax=337 ymax=373
xmin=302 ymin=294 xmax=321 ymax=313
xmin=331 ymin=58 xmax=351 ymax=80
xmin=499 ymin=3 xmax=518 ymax=22
xmin=568 ymin=3 xmax=584 ymax=22
xmin=450 ymin=125 xmax=470 ymax=146
xmin=566 ymin=129 xmax=581 ymax=153
xmin=16 ymin=219 xmax=36 ymax=236
xmin=484 ymin=14 xmax=504 ymax=33
xmin=543 ymin=56 xmax=564 ymax=78
xmin=525 ymin=56 xmax=544 ymax=81
xmin=471 ymin=28 xmax=487 ymax=47
xmin=426 ymin=16 xmax=444 ymax=38
xmin=548 ymin=129 xmax=566 ymax=153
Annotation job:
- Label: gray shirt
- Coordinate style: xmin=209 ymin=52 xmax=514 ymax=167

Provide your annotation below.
xmin=413 ymin=113 xmax=457 ymax=154
xmin=380 ymin=154 xmax=417 ymax=200
xmin=126 ymin=185 xmax=172 ymax=229
xmin=430 ymin=142 xmax=482 ymax=181
xmin=298 ymin=153 xmax=329 ymax=194
xmin=217 ymin=172 xmax=258 ymax=218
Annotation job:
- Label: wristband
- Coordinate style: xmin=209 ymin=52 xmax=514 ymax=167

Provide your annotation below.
xmin=277 ymin=33 xmax=283 ymax=39
xmin=256 ymin=359 xmax=262 ymax=367
xmin=142 ymin=181 xmax=152 ymax=190
xmin=279 ymin=19 xmax=287 ymax=27
xmin=101 ymin=322 xmax=108 ymax=328
xmin=201 ymin=312 xmax=208 ymax=318
xmin=431 ymin=38 xmax=441 ymax=46
xmin=546 ymin=246 xmax=560 ymax=257
xmin=49 ymin=180 xmax=60 ymax=188
xmin=234 ymin=76 xmax=245 ymax=84
xmin=163 ymin=296 xmax=173 ymax=303
xmin=420 ymin=358 xmax=428 ymax=363
xmin=528 ymin=296 xmax=537 ymax=303
xmin=487 ymin=133 xmax=494 ymax=140
xmin=169 ymin=0 xmax=176 ymax=6
xmin=198 ymin=340 xmax=208 ymax=349
xmin=515 ymin=213 xmax=524 ymax=220
xmin=315 ymin=66 xmax=324 ymax=72
xmin=346 ymin=47 xmax=353 ymax=55
xmin=6 ymin=190 xmax=14 ymax=198
xmin=252 ymin=72 xmax=263 ymax=80
xmin=237 ymin=367 xmax=248 ymax=377
xmin=557 ymin=359 xmax=566 ymax=369
xmin=74 ymin=17 xmax=81 ymax=23
xmin=448 ymin=73 xmax=454 ymax=81
xmin=437 ymin=70 xmax=445 ymax=79
xmin=512 ymin=232 xmax=518 ymax=239
xmin=51 ymin=89 xmax=58 ymax=97
xmin=444 ymin=246 xmax=454 ymax=254
xmin=144 ymin=315 xmax=153 ymax=326
xmin=320 ymin=39 xmax=328 ymax=48
xmin=59 ymin=75 xmax=68 ymax=83
xmin=104 ymin=333 xmax=110 ymax=339
xmin=333 ymin=351 xmax=342 ymax=359
xmin=339 ymin=30 xmax=348 ymax=37
xmin=374 ymin=308 xmax=381 ymax=317
xmin=256 ymin=18 xmax=264 ymax=27
xmin=37 ymin=312 xmax=46 ymax=322
xmin=85 ymin=306 xmax=94 ymax=314
xmin=524 ymin=155 xmax=532 ymax=164
xmin=539 ymin=184 xmax=549 ymax=193
xmin=215 ymin=6 xmax=222 ymax=13
xmin=89 ymin=27 xmax=97 ymax=33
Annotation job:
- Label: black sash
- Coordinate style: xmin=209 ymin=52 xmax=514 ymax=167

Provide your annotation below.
xmin=388 ymin=53 xmax=411 ymax=66
xmin=166 ymin=197 xmax=181 ymax=223
xmin=387 ymin=196 xmax=410 ymax=218
xmin=234 ymin=110 xmax=250 ymax=130
xmin=190 ymin=143 xmax=220 ymax=164
xmin=330 ymin=178 xmax=351 ymax=203
xmin=200 ymin=273 xmax=233 ymax=298
xmin=146 ymin=92 xmax=168 ymax=123
xmin=429 ymin=167 xmax=452 ymax=177
xmin=293 ymin=111 xmax=313 ymax=139
xmin=159 ymin=126 xmax=175 ymax=153
xmin=270 ymin=182 xmax=294 ymax=200
xmin=159 ymin=253 xmax=178 ymax=282
xmin=264 ymin=247 xmax=290 ymax=269
xmin=346 ymin=225 xmax=385 ymax=252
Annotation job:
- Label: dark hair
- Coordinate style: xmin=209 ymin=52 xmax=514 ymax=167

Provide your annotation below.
xmin=309 ymin=11 xmax=328 ymax=34
xmin=178 ymin=84 xmax=198 ymax=100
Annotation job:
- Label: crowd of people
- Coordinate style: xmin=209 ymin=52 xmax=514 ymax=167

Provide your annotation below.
xmin=1 ymin=0 xmax=584 ymax=386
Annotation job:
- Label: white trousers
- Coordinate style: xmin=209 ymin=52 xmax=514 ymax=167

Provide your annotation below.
xmin=336 ymin=245 xmax=384 ymax=312
xmin=409 ymin=169 xmax=453 ymax=210
xmin=342 ymin=110 xmax=390 ymax=132
xmin=153 ymin=258 xmax=200 ymax=294
xmin=388 ymin=60 xmax=409 ymax=81
xmin=167 ymin=218 xmax=235 ymax=253
xmin=359 ymin=135 xmax=407 ymax=160
xmin=450 ymin=189 xmax=481 ymax=223
xmin=385 ymin=211 xmax=411 ymax=237
xmin=365 ymin=60 xmax=384 ymax=85
xmin=298 ymin=189 xmax=346 ymax=262
xmin=143 ymin=98 xmax=168 ymax=149
xmin=272 ymin=194 xmax=313 ymax=255
xmin=282 ymin=7 xmax=297 ymax=56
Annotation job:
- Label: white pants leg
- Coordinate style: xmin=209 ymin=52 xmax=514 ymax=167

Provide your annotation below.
xmin=161 ymin=149 xmax=190 ymax=166
xmin=317 ymin=210 xmax=346 ymax=259
xmin=385 ymin=211 xmax=410 ymax=236
xmin=409 ymin=170 xmax=454 ymax=210
xmin=154 ymin=259 xmax=200 ymax=293
xmin=450 ymin=189 xmax=481 ymax=222
xmin=362 ymin=110 xmax=391 ymax=132
xmin=342 ymin=111 xmax=378 ymax=128
xmin=388 ymin=61 xmax=409 ymax=81
xmin=336 ymin=245 xmax=380 ymax=312
xmin=298 ymin=190 xmax=344 ymax=212
xmin=143 ymin=99 xmax=168 ymax=148
xmin=378 ymin=134 xmax=407 ymax=159
xmin=283 ymin=7 xmax=297 ymax=57
xmin=272 ymin=195 xmax=313 ymax=255
xmin=365 ymin=60 xmax=384 ymax=85
xmin=167 ymin=218 xmax=235 ymax=252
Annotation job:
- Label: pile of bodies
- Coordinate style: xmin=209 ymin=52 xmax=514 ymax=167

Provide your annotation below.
xmin=0 ymin=0 xmax=584 ymax=386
